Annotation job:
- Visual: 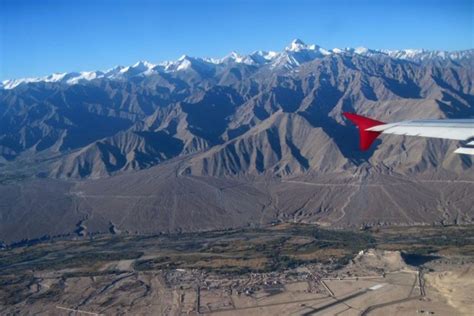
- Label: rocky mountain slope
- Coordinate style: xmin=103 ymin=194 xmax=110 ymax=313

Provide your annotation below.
xmin=0 ymin=39 xmax=473 ymax=243
xmin=1 ymin=39 xmax=473 ymax=179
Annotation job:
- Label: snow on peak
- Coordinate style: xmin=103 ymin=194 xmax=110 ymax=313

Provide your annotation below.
xmin=47 ymin=73 xmax=68 ymax=81
xmin=174 ymin=55 xmax=202 ymax=70
xmin=1 ymin=40 xmax=472 ymax=90
xmin=354 ymin=47 xmax=369 ymax=55
xmin=249 ymin=50 xmax=279 ymax=63
xmin=227 ymin=51 xmax=247 ymax=63
xmin=117 ymin=60 xmax=159 ymax=76
xmin=178 ymin=54 xmax=191 ymax=61
xmin=177 ymin=58 xmax=192 ymax=71
xmin=172 ymin=55 xmax=213 ymax=71
xmin=66 ymin=71 xmax=103 ymax=84
xmin=132 ymin=61 xmax=156 ymax=69
xmin=214 ymin=51 xmax=256 ymax=65
xmin=378 ymin=48 xmax=469 ymax=61
xmin=286 ymin=38 xmax=311 ymax=52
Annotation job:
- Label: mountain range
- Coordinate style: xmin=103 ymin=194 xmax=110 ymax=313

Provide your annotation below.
xmin=0 ymin=39 xmax=473 ymax=244
xmin=2 ymin=39 xmax=473 ymax=90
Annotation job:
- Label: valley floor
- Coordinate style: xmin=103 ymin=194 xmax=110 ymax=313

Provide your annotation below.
xmin=0 ymin=224 xmax=473 ymax=315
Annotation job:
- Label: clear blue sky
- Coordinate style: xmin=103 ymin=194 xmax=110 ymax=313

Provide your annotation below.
xmin=1 ymin=0 xmax=472 ymax=80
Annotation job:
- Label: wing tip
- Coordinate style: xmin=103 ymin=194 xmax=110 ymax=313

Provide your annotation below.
xmin=343 ymin=112 xmax=385 ymax=151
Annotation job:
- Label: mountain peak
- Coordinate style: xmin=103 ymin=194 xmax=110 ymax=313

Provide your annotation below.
xmin=291 ymin=38 xmax=305 ymax=45
xmin=1 ymin=40 xmax=473 ymax=90
xmin=286 ymin=38 xmax=308 ymax=51
xmin=132 ymin=60 xmax=156 ymax=69
xmin=285 ymin=38 xmax=319 ymax=52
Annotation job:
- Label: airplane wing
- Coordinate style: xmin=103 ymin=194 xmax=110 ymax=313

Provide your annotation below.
xmin=343 ymin=112 xmax=474 ymax=155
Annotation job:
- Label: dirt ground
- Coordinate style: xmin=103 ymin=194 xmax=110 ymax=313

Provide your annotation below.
xmin=425 ymin=266 xmax=474 ymax=315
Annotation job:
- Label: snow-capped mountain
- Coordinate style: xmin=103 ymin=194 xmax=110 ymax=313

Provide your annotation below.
xmin=1 ymin=39 xmax=472 ymax=90
xmin=1 ymin=37 xmax=473 ymax=242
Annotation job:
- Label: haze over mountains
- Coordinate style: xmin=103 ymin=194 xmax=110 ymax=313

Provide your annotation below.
xmin=1 ymin=39 xmax=473 ymax=244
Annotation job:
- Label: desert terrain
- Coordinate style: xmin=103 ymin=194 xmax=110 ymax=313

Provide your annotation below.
xmin=1 ymin=224 xmax=472 ymax=315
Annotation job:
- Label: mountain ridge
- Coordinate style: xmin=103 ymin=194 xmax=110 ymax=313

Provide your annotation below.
xmin=0 ymin=39 xmax=473 ymax=242
xmin=1 ymin=41 xmax=472 ymax=179
xmin=2 ymin=39 xmax=473 ymax=90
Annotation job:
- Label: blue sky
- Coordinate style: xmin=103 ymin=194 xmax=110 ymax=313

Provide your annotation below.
xmin=1 ymin=0 xmax=472 ymax=80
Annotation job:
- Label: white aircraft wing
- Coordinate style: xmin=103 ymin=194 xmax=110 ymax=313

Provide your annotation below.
xmin=343 ymin=113 xmax=474 ymax=155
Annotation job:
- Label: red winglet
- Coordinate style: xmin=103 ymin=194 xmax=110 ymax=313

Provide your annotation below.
xmin=343 ymin=112 xmax=385 ymax=151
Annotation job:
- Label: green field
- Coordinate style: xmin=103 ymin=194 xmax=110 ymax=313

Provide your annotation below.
xmin=1 ymin=224 xmax=473 ymax=277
